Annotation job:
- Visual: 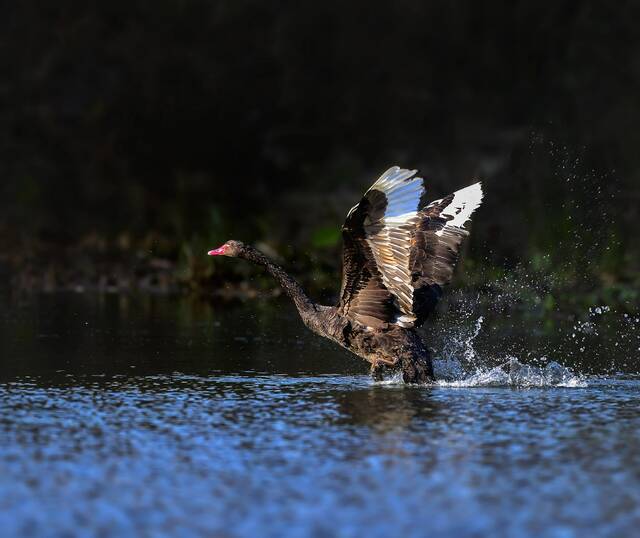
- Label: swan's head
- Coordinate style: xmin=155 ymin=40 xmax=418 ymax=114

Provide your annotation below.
xmin=207 ymin=240 xmax=245 ymax=258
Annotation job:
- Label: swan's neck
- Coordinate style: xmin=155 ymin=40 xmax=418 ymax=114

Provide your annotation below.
xmin=240 ymin=246 xmax=316 ymax=319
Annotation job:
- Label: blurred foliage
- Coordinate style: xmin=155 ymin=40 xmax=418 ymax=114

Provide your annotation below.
xmin=310 ymin=227 xmax=342 ymax=249
xmin=1 ymin=1 xmax=639 ymax=311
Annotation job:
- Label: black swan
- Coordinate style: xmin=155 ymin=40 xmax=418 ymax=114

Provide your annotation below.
xmin=209 ymin=167 xmax=483 ymax=383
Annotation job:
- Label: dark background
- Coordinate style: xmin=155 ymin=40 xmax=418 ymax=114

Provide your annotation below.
xmin=2 ymin=1 xmax=639 ymax=307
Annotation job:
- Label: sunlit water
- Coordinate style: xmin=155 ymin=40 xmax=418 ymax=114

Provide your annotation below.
xmin=1 ymin=294 xmax=639 ymax=537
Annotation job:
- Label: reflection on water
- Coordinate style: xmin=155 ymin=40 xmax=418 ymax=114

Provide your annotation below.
xmin=1 ymin=294 xmax=639 ymax=536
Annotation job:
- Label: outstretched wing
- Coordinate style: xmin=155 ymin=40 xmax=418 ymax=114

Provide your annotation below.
xmin=338 ymin=166 xmax=483 ymax=329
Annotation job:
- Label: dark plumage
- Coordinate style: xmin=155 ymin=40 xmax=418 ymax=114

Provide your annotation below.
xmin=209 ymin=167 xmax=483 ymax=383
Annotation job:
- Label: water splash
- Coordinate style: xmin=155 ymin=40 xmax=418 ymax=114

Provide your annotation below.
xmin=375 ymin=370 xmax=405 ymax=386
xmin=430 ymin=310 xmax=586 ymax=387
xmin=435 ymin=357 xmax=586 ymax=388
xmin=420 ymin=290 xmax=638 ymax=387
xmin=378 ymin=137 xmax=636 ymax=387
xmin=463 ymin=315 xmax=483 ymax=365
xmin=374 ymin=357 xmax=585 ymax=388
xmin=431 ymin=297 xmax=485 ymax=366
xmin=421 ymin=287 xmax=591 ymax=387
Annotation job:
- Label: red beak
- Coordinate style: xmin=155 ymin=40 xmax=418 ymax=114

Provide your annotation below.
xmin=207 ymin=246 xmax=227 ymax=256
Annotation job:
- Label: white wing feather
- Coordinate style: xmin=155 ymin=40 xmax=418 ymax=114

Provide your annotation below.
xmin=345 ymin=166 xmax=483 ymax=329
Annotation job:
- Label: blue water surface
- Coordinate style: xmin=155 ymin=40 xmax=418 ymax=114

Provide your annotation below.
xmin=1 ymin=294 xmax=639 ymax=537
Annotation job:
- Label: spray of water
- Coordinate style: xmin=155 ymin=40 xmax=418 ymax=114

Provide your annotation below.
xmin=416 ymin=136 xmax=638 ymax=387
xmin=375 ymin=136 xmax=638 ymax=387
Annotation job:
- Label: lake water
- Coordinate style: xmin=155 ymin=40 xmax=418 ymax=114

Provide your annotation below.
xmin=1 ymin=293 xmax=639 ymax=537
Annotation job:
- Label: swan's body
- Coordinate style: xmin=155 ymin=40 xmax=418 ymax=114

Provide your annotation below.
xmin=210 ymin=167 xmax=483 ymax=383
